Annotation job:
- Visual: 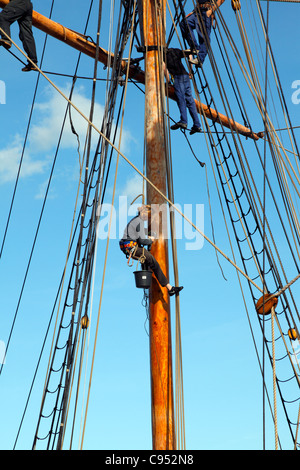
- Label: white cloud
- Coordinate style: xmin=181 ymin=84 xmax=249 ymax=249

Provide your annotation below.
xmin=29 ymin=84 xmax=135 ymax=155
xmin=0 ymin=134 xmax=47 ymax=184
xmin=29 ymin=85 xmax=102 ymax=152
xmin=119 ymin=173 xmax=144 ymax=204
xmin=0 ymin=83 xmax=135 ymax=185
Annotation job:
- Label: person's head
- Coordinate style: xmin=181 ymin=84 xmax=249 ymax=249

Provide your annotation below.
xmin=138 ymin=204 xmax=151 ymax=221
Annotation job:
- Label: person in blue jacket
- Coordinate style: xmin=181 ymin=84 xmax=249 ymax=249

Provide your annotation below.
xmin=180 ymin=0 xmax=225 ymax=67
xmin=0 ymin=0 xmax=38 ymax=72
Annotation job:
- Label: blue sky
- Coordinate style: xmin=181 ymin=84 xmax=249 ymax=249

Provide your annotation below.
xmin=0 ymin=0 xmax=300 ymax=450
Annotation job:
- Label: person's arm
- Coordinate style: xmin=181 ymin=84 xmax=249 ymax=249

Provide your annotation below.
xmin=130 ymin=216 xmax=152 ymax=246
xmin=207 ymin=0 xmax=225 ymax=18
xmin=163 ymin=61 xmax=170 ymax=83
xmin=138 ymin=219 xmax=152 ymax=246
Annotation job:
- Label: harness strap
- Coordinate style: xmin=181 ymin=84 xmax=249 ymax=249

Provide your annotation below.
xmin=127 ymin=245 xmax=147 ymax=268
xmin=120 ymin=240 xmax=147 ymax=268
xmin=127 ymin=245 xmax=138 ymax=267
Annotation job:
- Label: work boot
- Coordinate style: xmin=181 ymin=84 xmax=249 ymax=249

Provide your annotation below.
xmin=0 ymin=38 xmax=12 ymax=50
xmin=171 ymin=122 xmax=187 ymax=131
xmin=168 ymin=286 xmax=183 ymax=296
xmin=22 ymin=62 xmax=38 ymax=72
xmin=190 ymin=125 xmax=202 ymax=135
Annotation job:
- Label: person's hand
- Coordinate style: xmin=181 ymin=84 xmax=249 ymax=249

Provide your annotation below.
xmin=206 ymin=9 xmax=216 ymax=28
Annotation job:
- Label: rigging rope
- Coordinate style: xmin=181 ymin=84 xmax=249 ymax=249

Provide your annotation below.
xmin=57 ymin=0 xmax=104 ymax=450
xmin=80 ymin=1 xmax=138 ymax=449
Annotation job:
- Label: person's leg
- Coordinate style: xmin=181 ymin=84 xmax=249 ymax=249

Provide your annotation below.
xmin=133 ymin=247 xmax=183 ymax=295
xmin=183 ymin=75 xmax=201 ymax=129
xmin=18 ymin=1 xmax=37 ymax=64
xmin=0 ymin=0 xmax=27 ymax=45
xmin=194 ymin=11 xmax=212 ymax=64
xmin=173 ymin=75 xmax=188 ymax=125
xmin=135 ymin=248 xmax=169 ymax=287
xmin=180 ymin=12 xmax=200 ymax=52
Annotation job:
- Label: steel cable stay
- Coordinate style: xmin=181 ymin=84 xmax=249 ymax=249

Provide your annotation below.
xmin=244 ymin=1 xmax=291 ymax=160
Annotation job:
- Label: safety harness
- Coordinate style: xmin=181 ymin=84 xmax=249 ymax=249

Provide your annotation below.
xmin=120 ymin=239 xmax=148 ymax=269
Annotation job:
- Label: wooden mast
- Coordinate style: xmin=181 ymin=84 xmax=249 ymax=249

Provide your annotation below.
xmin=0 ymin=0 xmax=260 ymax=140
xmin=137 ymin=0 xmax=175 ymax=450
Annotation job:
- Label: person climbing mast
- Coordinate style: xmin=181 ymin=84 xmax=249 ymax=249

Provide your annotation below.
xmin=180 ymin=0 xmax=225 ymax=67
xmin=0 ymin=0 xmax=38 ymax=72
xmin=164 ymin=47 xmax=201 ymax=135
xmin=120 ymin=204 xmax=183 ymax=296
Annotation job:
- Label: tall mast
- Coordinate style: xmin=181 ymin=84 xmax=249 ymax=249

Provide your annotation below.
xmin=137 ymin=0 xmax=175 ymax=450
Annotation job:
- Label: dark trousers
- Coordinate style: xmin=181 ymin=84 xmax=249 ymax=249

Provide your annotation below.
xmin=173 ymin=73 xmax=201 ymax=128
xmin=0 ymin=0 xmax=37 ymax=63
xmin=180 ymin=10 xmax=211 ymax=64
xmin=133 ymin=247 xmax=169 ymax=287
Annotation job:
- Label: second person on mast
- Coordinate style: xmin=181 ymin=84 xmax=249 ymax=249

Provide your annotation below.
xmin=180 ymin=0 xmax=225 ymax=67
xmin=164 ymin=47 xmax=202 ymax=135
